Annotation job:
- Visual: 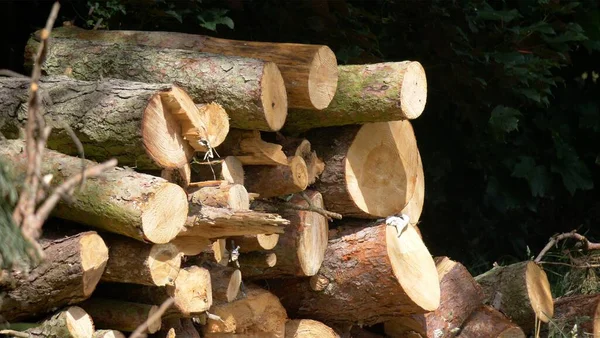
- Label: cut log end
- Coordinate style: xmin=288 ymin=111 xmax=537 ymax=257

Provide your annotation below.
xmin=289 ymin=156 xmax=309 ymax=192
xmin=193 ymin=102 xmax=230 ymax=151
xmin=285 ymin=319 xmax=338 ymax=338
xmin=142 ymin=87 xmax=195 ymax=168
xmin=80 ymin=233 xmax=110 ymax=296
xmin=345 ymin=120 xmax=419 ymax=217
xmin=400 ymin=62 xmax=427 ymax=119
xmin=387 ymin=224 xmax=440 ymax=312
xmin=297 ymin=192 xmax=328 ymax=276
xmin=525 ymin=261 xmax=554 ymax=322
xmin=227 ymin=269 xmax=243 ymax=302
xmin=142 ymin=182 xmax=188 ymax=243
xmin=169 ymin=266 xmax=213 ymax=315
xmin=261 ymin=62 xmax=288 ymax=132
xmin=308 ymin=46 xmax=338 ymax=110
xmin=257 ymin=234 xmax=280 ymax=250
xmin=148 ymin=243 xmax=182 ymax=286
xmin=65 ymin=306 xmax=95 ymax=338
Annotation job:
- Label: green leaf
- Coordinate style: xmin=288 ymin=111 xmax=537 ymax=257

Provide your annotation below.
xmin=551 ymin=161 xmax=593 ymax=195
xmin=489 ymin=106 xmax=522 ymax=133
xmin=166 ymin=10 xmax=183 ymax=23
xmin=476 ymin=8 xmax=522 ymax=23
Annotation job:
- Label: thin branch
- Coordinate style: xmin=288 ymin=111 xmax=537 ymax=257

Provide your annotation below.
xmin=297 ymin=191 xmax=342 ymax=220
xmin=534 ymin=230 xmax=600 ymax=264
xmin=129 ymin=297 xmax=175 ymax=338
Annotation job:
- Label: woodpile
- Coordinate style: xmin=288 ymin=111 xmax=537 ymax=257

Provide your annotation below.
xmin=0 ymin=23 xmax=560 ymax=337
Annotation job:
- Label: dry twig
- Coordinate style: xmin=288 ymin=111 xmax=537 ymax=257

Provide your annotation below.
xmin=534 ymin=230 xmax=600 ymax=264
xmin=129 ymin=297 xmax=175 ymax=338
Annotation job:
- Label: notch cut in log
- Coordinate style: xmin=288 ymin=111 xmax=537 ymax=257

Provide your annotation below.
xmin=237 ymin=190 xmax=328 ymax=279
xmin=547 ymin=294 xmax=600 ymax=337
xmin=456 ymin=305 xmax=525 ymax=338
xmin=270 ymin=219 xmax=440 ymax=325
xmin=192 ymin=156 xmax=245 ymax=185
xmin=278 ymin=136 xmax=325 ymax=185
xmin=26 ymin=37 xmax=287 ymax=131
xmin=475 ymin=261 xmax=553 ymax=332
xmin=244 ymin=156 xmax=309 ymax=198
xmin=0 ymin=140 xmax=188 ymax=244
xmin=188 ymin=182 xmax=250 ymax=210
xmin=79 ymin=298 xmax=162 ymax=334
xmin=217 ymin=130 xmax=288 ymax=166
xmin=0 ymin=231 xmax=108 ymax=322
xmin=307 ymin=120 xmax=419 ymax=218
xmin=285 ymin=61 xmax=427 ymax=133
xmin=101 ymin=234 xmax=181 ymax=287
xmin=12 ymin=306 xmax=95 ymax=338
xmin=384 ymin=257 xmax=484 ymax=338
xmin=0 ymin=76 xmax=220 ymax=169
xmin=50 ymin=26 xmax=338 ymax=110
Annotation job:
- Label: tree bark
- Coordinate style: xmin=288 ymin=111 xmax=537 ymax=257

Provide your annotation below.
xmin=0 ymin=140 xmax=188 ymax=244
xmin=279 ymin=137 xmax=325 ymax=185
xmin=188 ymin=182 xmax=250 ymax=210
xmin=307 ymin=120 xmax=420 ymax=218
xmin=237 ymin=191 xmax=328 ymax=279
xmin=547 ymin=294 xmax=600 ymax=337
xmin=384 ymin=257 xmax=484 ymax=338
xmin=285 ymin=62 xmax=427 ymax=133
xmin=49 ymin=25 xmax=338 ymax=110
xmin=203 ymin=262 xmax=242 ymax=304
xmin=270 ymin=220 xmax=440 ymax=325
xmin=100 ymin=234 xmax=181 ymax=287
xmin=169 ymin=236 xmax=212 ymax=256
xmin=244 ymin=156 xmax=309 ymax=198
xmin=229 ymin=234 xmax=280 ymax=252
xmin=216 ymin=130 xmax=288 ymax=166
xmin=17 ymin=306 xmax=95 ymax=338
xmin=0 ymin=76 xmax=218 ymax=169
xmin=475 ymin=261 xmax=554 ymax=332
xmin=79 ymin=298 xmax=162 ymax=334
xmin=456 ymin=305 xmax=525 ymax=338
xmin=285 ymin=319 xmax=339 ymax=338
xmin=191 ymin=156 xmax=245 ymax=185
xmin=26 ymin=37 xmax=287 ymax=131
xmin=0 ymin=231 xmax=108 ymax=322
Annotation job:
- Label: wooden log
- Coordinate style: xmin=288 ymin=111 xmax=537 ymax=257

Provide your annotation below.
xmin=237 ymin=252 xmax=277 ymax=271
xmin=547 ymin=294 xmax=600 ymax=337
xmin=26 ymin=37 xmax=287 ymax=132
xmin=10 ymin=306 xmax=95 ymax=338
xmin=285 ymin=62 xmax=427 ymax=133
xmin=191 ymin=156 xmax=245 ymax=185
xmin=456 ymin=305 xmax=525 ymax=338
xmin=101 ymin=234 xmax=181 ymax=286
xmin=270 ymin=219 xmax=440 ymax=325
xmin=278 ymin=136 xmax=325 ymax=185
xmin=193 ymin=102 xmax=230 ymax=151
xmin=205 ymin=263 xmax=242 ymax=304
xmin=285 ymin=319 xmax=339 ymax=338
xmin=79 ymin=298 xmax=162 ymax=334
xmin=475 ymin=261 xmax=553 ymax=332
xmin=158 ymin=317 xmax=200 ymax=338
xmin=229 ymin=234 xmax=280 ymax=252
xmin=400 ymin=151 xmax=424 ymax=225
xmin=0 ymin=76 xmax=219 ymax=169
xmin=216 ymin=130 xmax=288 ymax=166
xmin=93 ymin=330 xmax=126 ymax=338
xmin=188 ymin=182 xmax=250 ymax=210
xmin=237 ymin=191 xmax=328 ymax=279
xmin=203 ymin=284 xmax=288 ymax=335
xmin=170 ymin=237 xmax=212 ymax=256
xmin=0 ymin=231 xmax=108 ymax=322
xmin=50 ymin=25 xmax=338 ymax=110
xmin=307 ymin=120 xmax=419 ymax=218
xmin=384 ymin=257 xmax=484 ymax=338
xmin=244 ymin=156 xmax=309 ymax=198
xmin=161 ymin=164 xmax=192 ymax=189
xmin=0 ymin=139 xmax=188 ymax=244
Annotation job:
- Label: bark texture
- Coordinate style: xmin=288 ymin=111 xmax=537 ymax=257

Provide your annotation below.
xmin=456 ymin=305 xmax=525 ymax=338
xmin=216 ymin=130 xmax=288 ymax=166
xmin=549 ymin=294 xmax=600 ymax=337
xmin=21 ymin=306 xmax=95 ymax=338
xmin=244 ymin=156 xmax=309 ymax=198
xmin=79 ymin=298 xmax=161 ymax=334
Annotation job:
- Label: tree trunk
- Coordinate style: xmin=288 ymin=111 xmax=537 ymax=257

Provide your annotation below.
xmin=244 ymin=156 xmax=309 ymax=198
xmin=100 ymin=234 xmax=181 ymax=287
xmin=79 ymin=298 xmax=162 ymax=334
xmin=93 ymin=330 xmax=126 ymax=338
xmin=191 ymin=156 xmax=245 ymax=185
xmin=285 ymin=319 xmax=339 ymax=338
xmin=203 ymin=263 xmax=242 ymax=304
xmin=278 ymin=136 xmax=325 ymax=185
xmin=237 ymin=191 xmax=328 ymax=279
xmin=26 ymin=37 xmax=287 ymax=131
xmin=548 ymin=294 xmax=600 ymax=337
xmin=0 ymin=76 xmax=219 ymax=169
xmin=270 ymin=220 xmax=440 ymax=325
xmin=0 ymin=231 xmax=108 ymax=322
xmin=0 ymin=140 xmax=188 ymax=244
xmin=475 ymin=261 xmax=553 ymax=332
xmin=229 ymin=234 xmax=280 ymax=252
xmin=188 ymin=182 xmax=250 ymax=210
xmin=17 ymin=306 xmax=95 ymax=338
xmin=285 ymin=62 xmax=427 ymax=133
xmin=49 ymin=26 xmax=338 ymax=110
xmin=456 ymin=305 xmax=525 ymax=338
xmin=216 ymin=130 xmax=288 ymax=166
xmin=307 ymin=120 xmax=420 ymax=218
xmin=384 ymin=257 xmax=484 ymax=338
xmin=203 ymin=284 xmax=288 ymax=336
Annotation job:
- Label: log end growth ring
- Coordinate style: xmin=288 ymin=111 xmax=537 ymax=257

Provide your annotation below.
xmin=257 ymin=233 xmax=280 ymax=250
xmin=525 ymin=261 xmax=554 ymax=322
xmin=345 ymin=120 xmax=419 ymax=217
xmin=141 ymin=182 xmax=188 ymax=244
xmin=308 ymin=46 xmax=339 ymax=110
xmin=297 ymin=192 xmax=329 ymax=276
xmin=261 ymin=62 xmax=288 ymax=131
xmin=148 ymin=243 xmax=182 ymax=286
xmin=289 ymin=156 xmax=310 ymax=192
xmin=227 ymin=269 xmax=242 ymax=302
xmin=65 ymin=306 xmax=95 ymax=338
xmin=79 ymin=233 xmax=109 ymax=296
xmin=386 ymin=224 xmax=440 ymax=311
xmin=400 ymin=61 xmax=428 ymax=119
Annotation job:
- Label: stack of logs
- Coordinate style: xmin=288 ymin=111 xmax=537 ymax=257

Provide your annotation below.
xmin=0 ymin=24 xmax=591 ymax=338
